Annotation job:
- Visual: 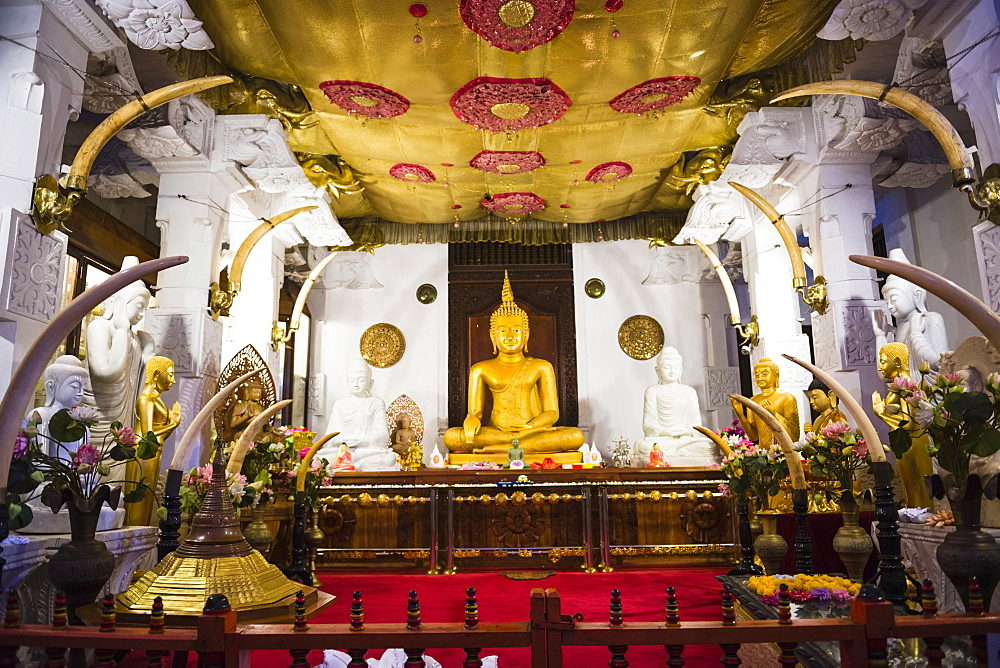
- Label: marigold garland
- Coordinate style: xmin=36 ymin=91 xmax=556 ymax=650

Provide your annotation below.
xmin=748 ymin=574 xmax=861 ymax=605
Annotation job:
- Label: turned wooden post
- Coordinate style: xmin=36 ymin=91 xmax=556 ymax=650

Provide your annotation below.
xmin=776 ymin=583 xmax=797 ymax=666
xmin=350 ymin=590 xmax=365 ymax=631
xmin=920 ymin=580 xmax=945 ymax=666
xmin=45 ymin=591 xmax=68 ymax=668
xmin=463 ymin=587 xmax=482 ymax=668
xmin=289 ymin=590 xmax=310 ymax=667
xmin=968 ymin=577 xmax=988 ymax=665
xmin=718 ymin=585 xmax=740 ymax=666
xmin=0 ymin=591 xmax=20 ymax=668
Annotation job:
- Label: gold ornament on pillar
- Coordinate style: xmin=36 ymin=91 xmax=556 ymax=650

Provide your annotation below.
xmin=772 ymin=80 xmax=1000 ymax=226
xmin=209 ymin=206 xmax=318 ymax=319
xmin=692 ymin=239 xmax=758 ymax=353
xmin=729 ymin=182 xmax=829 ymax=315
xmin=31 ymin=76 xmax=233 ymax=235
xmin=124 ymin=356 xmax=182 ymax=526
xmin=272 ymin=252 xmax=339 ymax=351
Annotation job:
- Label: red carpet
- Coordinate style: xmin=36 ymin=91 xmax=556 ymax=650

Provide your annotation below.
xmin=121 ymin=566 xmax=728 ymax=666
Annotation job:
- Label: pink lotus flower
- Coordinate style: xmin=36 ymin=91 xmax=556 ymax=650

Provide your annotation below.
xmin=718 ymin=483 xmax=731 ymax=497
xmin=68 ymin=404 xmax=99 ymax=423
xmin=888 ymin=376 xmax=917 ymax=392
xmin=852 ymin=440 xmax=868 ymax=458
xmin=821 ymin=421 xmax=851 ymax=438
xmin=298 ymin=446 xmax=312 ymax=460
xmin=13 ymin=432 xmax=28 ymax=458
xmin=117 ymin=426 xmax=136 ymax=446
xmin=72 ymin=443 xmax=101 ymax=466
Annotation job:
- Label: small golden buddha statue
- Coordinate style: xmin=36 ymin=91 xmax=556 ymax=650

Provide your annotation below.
xmin=124 ymin=355 xmax=182 ymax=526
xmin=872 ymin=342 xmax=934 ymax=508
xmin=804 ymin=378 xmax=848 ymax=434
xmin=731 ymin=357 xmax=800 ymax=445
xmin=222 ymin=379 xmax=265 ymax=444
xmin=444 ymin=272 xmax=584 ymax=462
xmin=390 ymin=412 xmax=417 ymax=458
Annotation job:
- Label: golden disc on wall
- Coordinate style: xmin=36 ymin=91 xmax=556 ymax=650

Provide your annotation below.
xmin=618 ymin=315 xmax=664 ymax=360
xmin=360 ymin=323 xmax=405 ymax=368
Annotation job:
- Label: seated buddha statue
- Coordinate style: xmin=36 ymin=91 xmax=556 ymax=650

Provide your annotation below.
xmin=731 ymin=357 xmax=800 ymax=446
xmin=804 ymin=378 xmax=848 ymax=434
xmin=222 ymin=379 xmax=265 ymax=444
xmin=872 ymin=342 xmax=933 ymax=508
xmin=444 ymin=272 xmax=584 ymax=464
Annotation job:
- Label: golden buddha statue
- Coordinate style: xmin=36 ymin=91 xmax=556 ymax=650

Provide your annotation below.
xmin=124 ymin=355 xmax=182 ymax=526
xmin=872 ymin=342 xmax=934 ymax=508
xmin=731 ymin=357 xmax=800 ymax=445
xmin=444 ymin=272 xmax=584 ymax=465
xmin=222 ymin=379 xmax=265 ymax=444
xmin=804 ymin=378 xmax=848 ymax=434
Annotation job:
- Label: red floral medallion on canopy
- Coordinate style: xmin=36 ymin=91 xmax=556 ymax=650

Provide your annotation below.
xmin=460 ymin=0 xmax=575 ymax=53
xmin=319 ymin=80 xmax=410 ymax=118
xmin=470 ymin=150 xmax=546 ymax=174
xmin=451 ymin=77 xmax=571 ymax=133
xmin=586 ymin=161 xmax=633 ymax=182
xmin=389 ymin=163 xmax=436 ymax=183
xmin=482 ymin=192 xmax=547 ymax=214
xmin=609 ymin=76 xmax=701 ymax=115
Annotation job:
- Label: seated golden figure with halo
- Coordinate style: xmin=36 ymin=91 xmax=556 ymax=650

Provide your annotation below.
xmin=444 ymin=272 xmax=584 ymax=465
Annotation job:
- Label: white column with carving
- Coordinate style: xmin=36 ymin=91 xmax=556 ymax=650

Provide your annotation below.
xmin=0 ymin=0 xmax=139 ymax=393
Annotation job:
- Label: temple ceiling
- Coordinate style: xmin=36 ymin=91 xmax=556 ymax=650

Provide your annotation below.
xmin=182 ymin=0 xmax=840 ymax=228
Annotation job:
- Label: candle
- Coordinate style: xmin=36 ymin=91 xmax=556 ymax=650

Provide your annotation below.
xmin=782 ymin=354 xmax=887 ymax=464
xmin=289 ymin=252 xmax=339 ymax=332
xmin=169 ymin=369 xmax=260 ymax=471
xmin=730 ymin=182 xmax=806 ymax=284
xmin=728 ymin=394 xmax=806 ymax=489
xmin=0 ymin=256 xmax=188 ymax=492
xmin=694 ymin=425 xmax=733 ymax=458
xmin=693 ymin=239 xmax=742 ymax=325
xmin=229 ymin=207 xmax=316 ymax=291
xmin=851 ymin=254 xmax=1000 ymax=353
xmin=227 ymin=399 xmax=293 ymax=475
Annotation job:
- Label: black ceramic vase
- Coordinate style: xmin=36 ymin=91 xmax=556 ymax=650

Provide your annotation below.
xmin=47 ymin=484 xmax=120 ymax=623
xmin=932 ymin=474 xmax=1000 ymax=613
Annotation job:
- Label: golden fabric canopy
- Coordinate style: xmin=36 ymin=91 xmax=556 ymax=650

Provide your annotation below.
xmin=187 ymin=0 xmax=838 ymax=226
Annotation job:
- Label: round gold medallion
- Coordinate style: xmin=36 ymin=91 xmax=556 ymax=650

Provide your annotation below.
xmin=360 ymin=323 xmax=406 ymax=368
xmin=498 ymin=0 xmax=536 ymax=28
xmin=617 ymin=315 xmax=664 ymax=360
xmin=348 ymin=95 xmax=380 ymax=107
xmin=490 ymin=102 xmax=532 ymax=119
xmin=584 ymin=278 xmax=605 ymax=299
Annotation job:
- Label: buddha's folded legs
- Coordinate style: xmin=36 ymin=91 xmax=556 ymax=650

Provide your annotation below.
xmin=444 ymin=425 xmax=585 ymax=454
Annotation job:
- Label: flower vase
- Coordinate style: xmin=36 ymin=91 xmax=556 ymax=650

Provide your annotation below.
xmin=933 ymin=474 xmax=1000 ymax=612
xmin=832 ymin=491 xmax=873 ymax=582
xmin=753 ymin=513 xmax=787 ymax=576
xmin=244 ymin=503 xmax=274 ymax=553
xmin=305 ymin=507 xmax=326 ymax=587
xmin=749 ymin=500 xmax=763 ymax=546
xmin=47 ymin=485 xmax=119 ymax=623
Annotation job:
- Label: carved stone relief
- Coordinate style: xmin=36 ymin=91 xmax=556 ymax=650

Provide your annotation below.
xmin=810 ymin=311 xmax=840 ymax=371
xmin=731 ymin=108 xmax=808 ymax=166
xmin=144 ymin=310 xmax=195 ymax=374
xmin=2 ymin=210 xmax=66 ymax=323
xmin=817 ymin=0 xmax=928 ymax=42
xmin=308 ymin=374 xmax=325 ymax=414
xmin=673 ymin=181 xmax=751 ymax=244
xmin=974 ymin=220 xmax=1000 ymax=313
xmin=893 ymin=37 xmax=951 ymax=107
xmin=642 ymin=246 xmax=702 ymax=285
xmin=94 ymin=0 xmax=215 ymax=50
xmin=703 ymin=367 xmax=739 ymax=410
xmin=118 ymin=97 xmax=214 ymax=165
xmin=843 ymin=303 xmax=879 ymax=367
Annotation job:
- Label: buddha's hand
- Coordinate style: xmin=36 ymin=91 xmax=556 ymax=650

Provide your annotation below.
xmin=871 ymin=391 xmax=884 ymax=416
xmin=462 ymin=415 xmax=481 ymax=443
xmin=871 ymin=309 xmax=891 ymax=338
xmin=170 ymin=401 xmax=182 ymax=423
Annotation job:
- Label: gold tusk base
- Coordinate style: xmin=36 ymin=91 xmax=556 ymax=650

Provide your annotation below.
xmin=271 ymin=321 xmax=291 ymax=351
xmin=798 ymin=275 xmax=829 ymax=316
xmin=31 ymin=174 xmax=83 ymax=235
xmin=209 ymin=282 xmax=236 ymax=320
xmin=732 ymin=314 xmax=760 ymax=354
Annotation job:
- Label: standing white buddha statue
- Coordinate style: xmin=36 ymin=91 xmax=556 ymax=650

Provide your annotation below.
xmin=318 ymin=360 xmax=400 ymax=471
xmin=634 ymin=347 xmax=717 ymax=467
xmin=871 ymin=248 xmax=950 ymax=378
xmin=85 ymin=256 xmax=155 ymax=469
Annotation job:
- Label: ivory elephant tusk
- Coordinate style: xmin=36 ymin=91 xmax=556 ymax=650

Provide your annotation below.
xmin=296 ymin=432 xmax=340 ymax=493
xmin=850 ymin=254 xmax=1000 ymax=353
xmin=771 ymin=80 xmax=974 ymax=181
xmin=229 ymin=207 xmax=317 ymax=291
xmin=728 ymin=394 xmax=806 ymax=490
xmin=65 ymin=76 xmax=234 ymax=193
xmin=730 ymin=182 xmax=806 ymax=284
xmin=781 ymin=354 xmax=887 ymax=464
xmin=169 ymin=369 xmax=260 ymax=472
xmin=227 ymin=399 xmax=293 ymax=476
xmin=0 ymin=256 xmax=189 ymax=493
xmin=694 ymin=426 xmax=734 ymax=459
xmin=692 ymin=239 xmax=741 ymax=325
xmin=289 ymin=252 xmax=338 ymax=332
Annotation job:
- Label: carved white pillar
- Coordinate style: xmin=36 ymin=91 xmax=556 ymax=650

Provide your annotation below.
xmin=0 ymin=0 xmax=136 ymax=393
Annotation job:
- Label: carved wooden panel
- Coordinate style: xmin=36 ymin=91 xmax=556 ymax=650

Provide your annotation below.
xmin=448 ymin=244 xmax=578 ymax=428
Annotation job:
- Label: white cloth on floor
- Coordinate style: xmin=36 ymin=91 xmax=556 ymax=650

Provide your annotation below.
xmin=319 ymin=648 xmax=498 ymax=667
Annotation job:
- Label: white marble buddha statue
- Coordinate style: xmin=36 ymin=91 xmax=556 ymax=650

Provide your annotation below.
xmin=871 ymin=248 xmax=950 ymax=378
xmin=318 ymin=360 xmax=399 ymax=471
xmin=634 ymin=347 xmax=717 ymax=467
xmin=85 ymin=256 xmax=155 ymax=470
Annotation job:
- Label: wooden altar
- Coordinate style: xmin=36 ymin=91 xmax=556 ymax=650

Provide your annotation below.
xmin=312 ymin=467 xmax=733 ymax=572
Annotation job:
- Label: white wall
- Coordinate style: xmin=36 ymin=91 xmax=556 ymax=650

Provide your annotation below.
xmin=573 ymin=240 xmax=731 ymax=457
xmin=307 ymin=243 xmax=449 ymax=460
xmin=877 ymin=180 xmax=983 ymax=346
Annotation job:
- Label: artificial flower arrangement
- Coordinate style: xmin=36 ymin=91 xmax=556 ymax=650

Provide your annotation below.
xmin=169 ymin=459 xmax=270 ymax=519
xmin=748 ymin=574 xmax=861 ymax=606
xmin=716 ymin=423 xmax=790 ymax=512
xmin=285 ymin=451 xmax=333 ymax=509
xmin=886 ymin=365 xmax=1000 ymax=488
xmin=799 ymin=422 xmax=873 ymax=492
xmin=9 ymin=406 xmax=157 ymax=529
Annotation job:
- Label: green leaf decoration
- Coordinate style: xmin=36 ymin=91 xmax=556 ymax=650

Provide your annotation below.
xmin=964 ymin=429 xmax=1000 ymax=457
xmin=30 ymin=470 xmax=45 ymax=483
xmin=9 ymin=502 xmax=32 ymax=531
xmin=41 ymin=484 xmax=63 ymax=513
xmin=137 ymin=432 xmax=161 ymax=460
xmin=954 ymin=392 xmax=993 ymax=425
xmin=109 ymin=444 xmax=135 ymax=461
xmin=48 ymin=408 xmax=86 ymax=442
xmin=888 ymin=427 xmax=913 ymax=459
xmin=8 ymin=459 xmax=41 ymax=495
xmin=123 ymin=484 xmax=148 ymax=504
xmin=156 ymin=506 xmax=168 ymax=521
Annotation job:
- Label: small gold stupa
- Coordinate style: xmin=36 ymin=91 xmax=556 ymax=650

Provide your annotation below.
xmin=119 ymin=447 xmax=302 ymax=615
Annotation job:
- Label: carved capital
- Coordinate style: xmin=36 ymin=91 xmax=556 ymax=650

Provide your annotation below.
xmin=814 ymin=94 xmax=917 ymax=162
xmin=817 ymin=0 xmax=928 ymax=42
xmin=875 ymin=130 xmax=950 ymax=188
xmin=731 ymin=107 xmax=811 ymax=166
xmin=673 ymin=181 xmax=752 ymax=244
xmin=893 ymin=37 xmax=951 ymax=107
xmin=215 ymin=115 xmax=299 ymax=170
xmin=94 ymin=0 xmax=214 ymax=50
xmin=703 ymin=366 xmax=740 ymax=410
xmin=641 ymin=246 xmax=703 ymax=285
xmin=1 ymin=209 xmax=66 ymax=323
xmin=117 ymin=96 xmax=215 ymax=169
xmin=282 ymin=193 xmax=353 ymax=247
xmin=974 ymin=220 xmax=1000 ymax=313
xmin=143 ymin=307 xmax=223 ymax=379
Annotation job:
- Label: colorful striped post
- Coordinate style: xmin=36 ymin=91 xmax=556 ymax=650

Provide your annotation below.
xmin=46 ymin=592 xmax=68 ymax=668
xmin=463 ymin=587 xmax=482 ymax=667
xmin=719 ymin=585 xmax=740 ymax=666
xmin=346 ymin=649 xmax=367 ymax=668
xmin=0 ymin=591 xmax=20 ymax=668
xmin=968 ymin=577 xmax=988 ymax=665
xmin=146 ymin=596 xmax=166 ymax=666
xmin=407 ymin=590 xmax=421 ymax=630
xmin=350 ymin=591 xmax=365 ymax=631
xmin=289 ymin=590 xmax=310 ymax=666
xmin=920 ymin=580 xmax=944 ymax=666
xmin=776 ymin=584 xmax=796 ymax=666
xmin=609 ymin=588 xmax=623 ymax=626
